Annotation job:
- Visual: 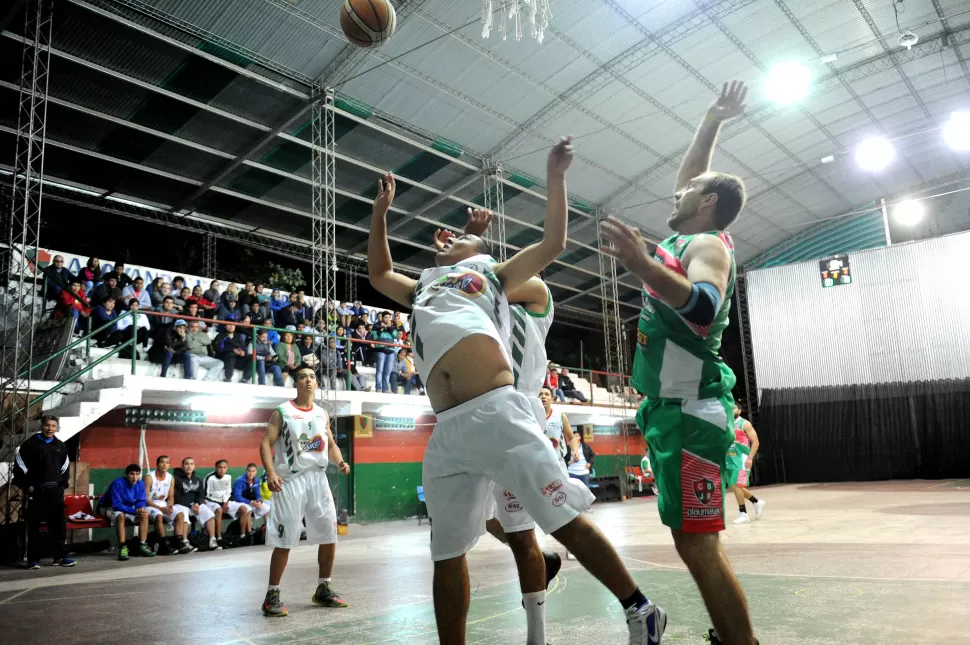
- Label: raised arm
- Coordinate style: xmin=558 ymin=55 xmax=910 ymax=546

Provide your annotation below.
xmin=368 ymin=173 xmax=418 ymax=308
xmin=675 ymin=80 xmax=747 ymax=194
xmin=493 ymin=137 xmax=573 ymax=294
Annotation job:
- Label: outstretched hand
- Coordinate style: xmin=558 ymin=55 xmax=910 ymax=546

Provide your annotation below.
xmin=707 ymin=80 xmax=747 ymax=122
xmin=465 ymin=208 xmax=492 ymax=236
xmin=599 ymin=216 xmax=653 ymax=276
xmin=432 ymin=228 xmax=455 ymax=251
xmin=547 ymin=136 xmax=574 ymax=177
xmin=373 ymin=172 xmax=396 ymax=214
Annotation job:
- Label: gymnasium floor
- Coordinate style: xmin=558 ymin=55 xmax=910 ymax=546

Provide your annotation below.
xmin=1 ymin=480 xmax=968 ymax=645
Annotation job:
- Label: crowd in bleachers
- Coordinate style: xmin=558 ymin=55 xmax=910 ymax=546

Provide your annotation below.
xmin=41 ymin=254 xmax=424 ymax=394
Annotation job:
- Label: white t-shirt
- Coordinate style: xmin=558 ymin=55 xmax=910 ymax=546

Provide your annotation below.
xmin=147 ymin=470 xmax=172 ymax=503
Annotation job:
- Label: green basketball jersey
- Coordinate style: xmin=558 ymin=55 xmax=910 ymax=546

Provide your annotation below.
xmin=631 ymin=231 xmax=737 ymax=400
xmin=726 ymin=416 xmax=751 ymax=470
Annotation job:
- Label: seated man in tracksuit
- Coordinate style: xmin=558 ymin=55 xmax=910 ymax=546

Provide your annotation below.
xmin=99 ymin=464 xmax=155 ymax=560
xmin=204 ymin=459 xmax=252 ymax=545
xmin=233 ymin=463 xmax=271 ymax=543
xmin=172 ymin=457 xmax=221 ymax=551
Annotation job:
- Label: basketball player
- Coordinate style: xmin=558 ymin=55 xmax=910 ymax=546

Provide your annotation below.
xmin=599 ymin=79 xmax=758 ymax=645
xmin=728 ymin=405 xmax=764 ymax=524
xmin=369 ymin=137 xmax=666 ymax=645
xmin=258 ymin=366 xmax=352 ymax=618
xmin=144 ymin=455 xmax=193 ymax=555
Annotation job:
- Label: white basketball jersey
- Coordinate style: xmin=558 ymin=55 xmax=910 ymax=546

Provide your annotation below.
xmin=148 ymin=470 xmax=172 ymax=502
xmin=509 ymin=289 xmax=554 ymax=396
xmin=410 ymin=257 xmax=511 ymax=378
xmin=273 ymin=400 xmax=330 ymax=480
xmin=543 ymin=409 xmax=567 ymax=458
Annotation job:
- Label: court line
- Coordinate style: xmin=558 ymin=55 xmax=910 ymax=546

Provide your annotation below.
xmin=230 ymin=628 xmax=258 ymax=645
xmin=0 ymin=586 xmax=34 ymax=605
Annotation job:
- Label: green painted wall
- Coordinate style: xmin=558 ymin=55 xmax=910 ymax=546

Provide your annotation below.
xmin=591 ymin=454 xmax=638 ymax=478
xmin=353 ymin=462 xmax=423 ymax=522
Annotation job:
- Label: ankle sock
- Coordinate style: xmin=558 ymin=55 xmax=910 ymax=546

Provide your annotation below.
xmin=620 ymin=587 xmax=649 ymax=610
xmin=267 ymin=584 xmax=280 ymax=592
xmin=739 ymin=505 xmax=747 ymax=514
xmin=318 ymin=577 xmax=331 ymax=585
xmin=749 ymin=496 xmax=759 ymax=504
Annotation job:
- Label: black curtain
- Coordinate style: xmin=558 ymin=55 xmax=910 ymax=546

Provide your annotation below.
xmin=754 ymin=379 xmax=970 ymax=485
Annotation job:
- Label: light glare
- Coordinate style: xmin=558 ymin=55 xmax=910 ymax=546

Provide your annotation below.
xmin=855 ymin=137 xmax=894 ymax=171
xmin=893 ymin=200 xmax=924 ymax=226
xmin=765 ymin=62 xmax=812 ymax=106
xmin=943 ymin=111 xmax=970 ymax=151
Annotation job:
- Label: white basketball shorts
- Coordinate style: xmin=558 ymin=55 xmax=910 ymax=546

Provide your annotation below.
xmin=148 ymin=504 xmax=189 ymax=524
xmin=266 ymin=468 xmax=336 ymax=548
xmin=423 ymin=386 xmax=594 ymax=561
xmin=248 ymin=499 xmax=271 ymax=519
xmin=188 ymin=502 xmax=215 ymax=525
xmin=204 ymin=500 xmax=248 ymax=519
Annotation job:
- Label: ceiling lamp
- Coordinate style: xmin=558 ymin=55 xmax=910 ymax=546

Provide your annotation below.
xmin=898 ymin=31 xmax=918 ymax=50
xmin=855 ymin=137 xmax=895 ymax=171
xmin=765 ymin=61 xmax=812 ymax=105
xmin=893 ymin=199 xmax=924 ymax=226
xmin=943 ymin=111 xmax=970 ymax=151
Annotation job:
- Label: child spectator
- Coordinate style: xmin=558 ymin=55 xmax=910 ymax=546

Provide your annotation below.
xmin=88 ymin=274 xmax=122 ymax=308
xmin=92 ymin=297 xmax=120 ymax=346
xmin=54 ymin=278 xmax=91 ymax=323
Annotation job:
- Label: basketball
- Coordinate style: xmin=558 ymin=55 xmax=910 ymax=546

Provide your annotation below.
xmin=340 ymin=0 xmax=397 ymax=48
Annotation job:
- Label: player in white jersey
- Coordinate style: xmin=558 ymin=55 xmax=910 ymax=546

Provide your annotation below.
xmin=143 ymin=455 xmax=192 ymax=555
xmin=368 ymin=138 xmax=666 ymax=645
xmin=258 ymin=366 xmax=351 ymax=618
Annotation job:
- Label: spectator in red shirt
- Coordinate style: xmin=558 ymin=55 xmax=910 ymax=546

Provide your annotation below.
xmin=55 ymin=278 xmax=92 ymax=323
xmin=545 ymin=365 xmax=566 ymax=402
xmin=188 ymin=285 xmax=218 ymax=317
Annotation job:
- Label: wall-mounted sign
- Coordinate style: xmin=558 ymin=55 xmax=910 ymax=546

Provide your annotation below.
xmin=819 ymin=254 xmax=851 ymax=288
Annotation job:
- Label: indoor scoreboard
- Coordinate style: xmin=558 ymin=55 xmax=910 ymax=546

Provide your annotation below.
xmin=819 ymin=254 xmax=851 ymax=288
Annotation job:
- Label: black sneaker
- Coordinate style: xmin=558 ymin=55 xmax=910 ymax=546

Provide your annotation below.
xmin=241 ymin=533 xmax=254 ymax=547
xmin=542 ymin=551 xmax=561 ymax=588
xmin=310 ymin=582 xmax=348 ymax=608
xmin=705 ymin=628 xmax=759 ymax=645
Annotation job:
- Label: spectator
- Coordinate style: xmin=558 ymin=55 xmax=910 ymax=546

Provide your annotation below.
xmin=269 ymin=288 xmax=288 ymax=323
xmin=152 ymin=295 xmax=179 ymax=331
xmin=370 ymin=311 xmax=399 ymax=393
xmin=248 ymin=303 xmax=268 ymax=329
xmin=232 ymin=463 xmax=270 ymax=544
xmin=251 ymin=328 xmax=283 ymax=386
xmin=151 ymin=281 xmax=172 ymax=308
xmin=183 ymin=302 xmax=207 ymax=330
xmin=149 ymin=319 xmax=192 ymax=379
xmin=313 ymin=318 xmax=329 ymax=346
xmin=277 ymin=301 xmax=301 ymax=329
xmin=122 ymin=276 xmax=152 ymax=310
xmin=298 ymin=332 xmax=320 ymax=373
xmin=103 ymin=262 xmax=132 ymax=290
xmin=216 ymin=296 xmax=242 ymax=331
xmin=296 ymin=289 xmax=314 ymax=323
xmin=204 ymin=460 xmax=251 ymax=546
xmin=172 ymin=457 xmax=220 ymax=551
xmin=274 ymin=329 xmax=300 ymax=374
xmin=54 ymin=278 xmax=92 ymax=324
xmin=560 ymin=368 xmax=587 ymax=403
xmin=391 ymin=348 xmax=423 ymax=395
xmin=43 ymin=254 xmax=75 ymax=300
xmin=320 ymin=336 xmax=345 ymax=389
xmin=301 ymin=317 xmax=314 ymax=335
xmin=202 ymin=280 xmax=221 ymax=306
xmin=213 ymin=323 xmax=250 ymax=383
xmin=13 ymin=415 xmax=76 ymax=569
xmin=190 ymin=285 xmax=218 ymax=317
xmin=545 ymin=365 xmax=567 ymax=402
xmin=99 ymin=464 xmax=155 ymax=560
xmin=567 ymin=430 xmax=595 ymax=489
xmin=92 ymin=297 xmax=121 ymax=346
xmin=333 ymin=325 xmax=347 ymax=351
xmin=221 ymin=283 xmax=240 ymax=309
xmin=350 ymin=323 xmax=368 ymax=365
xmin=88 ymin=274 xmax=122 ymax=308
xmin=324 ymin=298 xmax=337 ymax=332
xmin=348 ymin=364 xmax=370 ymax=391
xmin=185 ymin=319 xmax=224 ymax=381
xmin=78 ymin=256 xmax=101 ymax=290
xmin=350 ymin=300 xmax=368 ymax=320
xmin=335 ymin=301 xmax=353 ymax=329
xmin=255 ymin=283 xmax=270 ymax=308
xmin=392 ymin=311 xmax=408 ymax=336
xmin=144 ymin=455 xmax=192 ymax=556
xmin=172 ymin=276 xmax=186 ymax=293
xmin=357 ymin=311 xmax=371 ymax=328
xmin=109 ymin=299 xmax=151 ymax=350
xmin=241 ymin=282 xmax=266 ymax=318
xmin=172 ymin=286 xmax=190 ymax=311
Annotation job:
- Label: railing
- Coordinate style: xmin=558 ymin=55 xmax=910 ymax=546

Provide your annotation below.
xmin=555 ymin=365 xmax=637 ymax=408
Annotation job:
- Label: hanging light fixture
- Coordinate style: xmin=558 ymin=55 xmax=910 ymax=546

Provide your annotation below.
xmin=893 ymin=199 xmax=924 ymax=226
xmin=765 ymin=61 xmax=812 ymax=106
xmin=855 ymin=137 xmax=895 ymax=171
xmin=943 ymin=111 xmax=970 ymax=151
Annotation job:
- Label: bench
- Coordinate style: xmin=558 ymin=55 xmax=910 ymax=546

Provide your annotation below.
xmin=625 ymin=467 xmax=655 ymax=496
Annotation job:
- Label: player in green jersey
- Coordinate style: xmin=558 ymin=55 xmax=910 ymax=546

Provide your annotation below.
xmin=601 ymin=80 xmax=758 ymax=645
xmin=727 ymin=405 xmax=764 ymax=525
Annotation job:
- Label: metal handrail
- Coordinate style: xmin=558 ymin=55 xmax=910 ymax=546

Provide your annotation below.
xmin=17 ymin=309 xmax=135 ymax=378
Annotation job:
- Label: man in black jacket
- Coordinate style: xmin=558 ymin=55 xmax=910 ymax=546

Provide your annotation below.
xmin=559 ymin=368 xmax=587 ymax=403
xmin=88 ymin=274 xmax=123 ymax=308
xmin=172 ymin=457 xmax=220 ymax=551
xmin=43 ymin=255 xmax=75 ymax=301
xmin=13 ymin=415 xmax=77 ymax=569
xmin=213 ymin=323 xmax=251 ymax=383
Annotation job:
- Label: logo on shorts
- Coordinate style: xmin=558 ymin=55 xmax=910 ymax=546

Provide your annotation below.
xmin=299 ymin=433 xmax=325 ymax=453
xmin=505 ymin=501 xmax=522 ymax=513
xmin=552 ymin=492 xmax=566 ymax=507
xmin=540 ymin=479 xmax=563 ymax=497
xmin=692 ymin=478 xmax=716 ymax=505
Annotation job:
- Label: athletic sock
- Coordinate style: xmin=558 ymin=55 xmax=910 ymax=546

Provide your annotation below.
xmin=318 ymin=577 xmax=331 ymax=586
xmin=522 ymin=591 xmax=546 ymax=645
xmin=267 ymin=584 xmax=280 ymax=592
xmin=739 ymin=505 xmax=747 ymax=514
xmin=749 ymin=496 xmax=759 ymax=504
xmin=620 ymin=587 xmax=649 ymax=610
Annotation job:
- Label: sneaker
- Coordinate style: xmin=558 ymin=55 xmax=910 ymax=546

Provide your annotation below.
xmin=54 ymin=558 xmax=77 ymax=567
xmin=118 ymin=546 xmax=130 ymax=561
xmin=262 ymin=589 xmax=288 ymax=617
xmin=543 ymin=551 xmax=561 ymax=589
xmin=732 ymin=513 xmax=750 ymax=525
xmin=241 ymin=533 xmax=254 ymax=547
xmin=311 ymin=582 xmax=348 ymax=608
xmin=704 ymin=628 xmax=760 ymax=645
xmin=138 ymin=542 xmax=156 ymax=557
xmin=626 ymin=601 xmax=666 ymax=644
xmin=565 ymin=551 xmax=575 ymax=561
xmin=158 ymin=543 xmax=177 ymax=556
xmin=26 ymin=561 xmax=41 ymax=570
xmin=209 ymin=536 xmax=222 ymax=551
xmin=753 ymin=499 xmax=766 ymax=519
xmin=178 ymin=539 xmax=196 ymax=555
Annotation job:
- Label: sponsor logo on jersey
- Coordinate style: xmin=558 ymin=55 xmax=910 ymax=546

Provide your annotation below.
xmin=432 ymin=271 xmax=487 ymax=299
xmin=540 ymin=479 xmax=563 ymax=497
xmin=552 ymin=492 xmax=567 ymax=507
xmin=692 ymin=477 xmax=716 ymax=505
xmin=299 ymin=433 xmax=325 ymax=453
xmin=503 ymin=490 xmax=516 ymax=501
xmin=637 ymin=328 xmax=649 ymax=346
xmin=505 ymin=501 xmax=522 ymax=513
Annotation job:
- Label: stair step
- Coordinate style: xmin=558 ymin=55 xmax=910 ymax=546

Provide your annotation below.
xmin=81 ymin=374 xmax=127 ymax=391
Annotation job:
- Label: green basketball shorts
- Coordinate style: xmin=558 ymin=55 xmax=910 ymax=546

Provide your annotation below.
xmin=636 ymin=394 xmax=735 ymax=533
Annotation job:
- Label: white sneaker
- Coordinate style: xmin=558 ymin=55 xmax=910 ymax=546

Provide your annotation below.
xmin=753 ymin=499 xmax=766 ymax=519
xmin=209 ymin=536 xmax=222 ymax=550
xmin=732 ymin=513 xmax=750 ymax=525
xmin=565 ymin=551 xmax=575 ymax=560
xmin=626 ymin=601 xmax=666 ymax=644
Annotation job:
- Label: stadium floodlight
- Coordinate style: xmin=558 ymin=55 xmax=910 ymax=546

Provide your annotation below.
xmin=943 ymin=111 xmax=970 ymax=151
xmin=855 ymin=137 xmax=895 ymax=171
xmin=765 ymin=61 xmax=812 ymax=105
xmin=893 ymin=199 xmax=924 ymax=226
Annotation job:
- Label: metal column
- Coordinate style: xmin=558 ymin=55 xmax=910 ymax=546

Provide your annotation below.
xmin=735 ymin=273 xmax=759 ymax=424
xmin=596 ymin=214 xmax=627 ymax=407
xmin=482 ymin=160 xmax=507 ymax=262
xmin=1 ymin=0 xmax=53 ymax=526
xmin=311 ymin=85 xmax=337 ymax=415
xmin=201 ymin=232 xmax=217 ymax=278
